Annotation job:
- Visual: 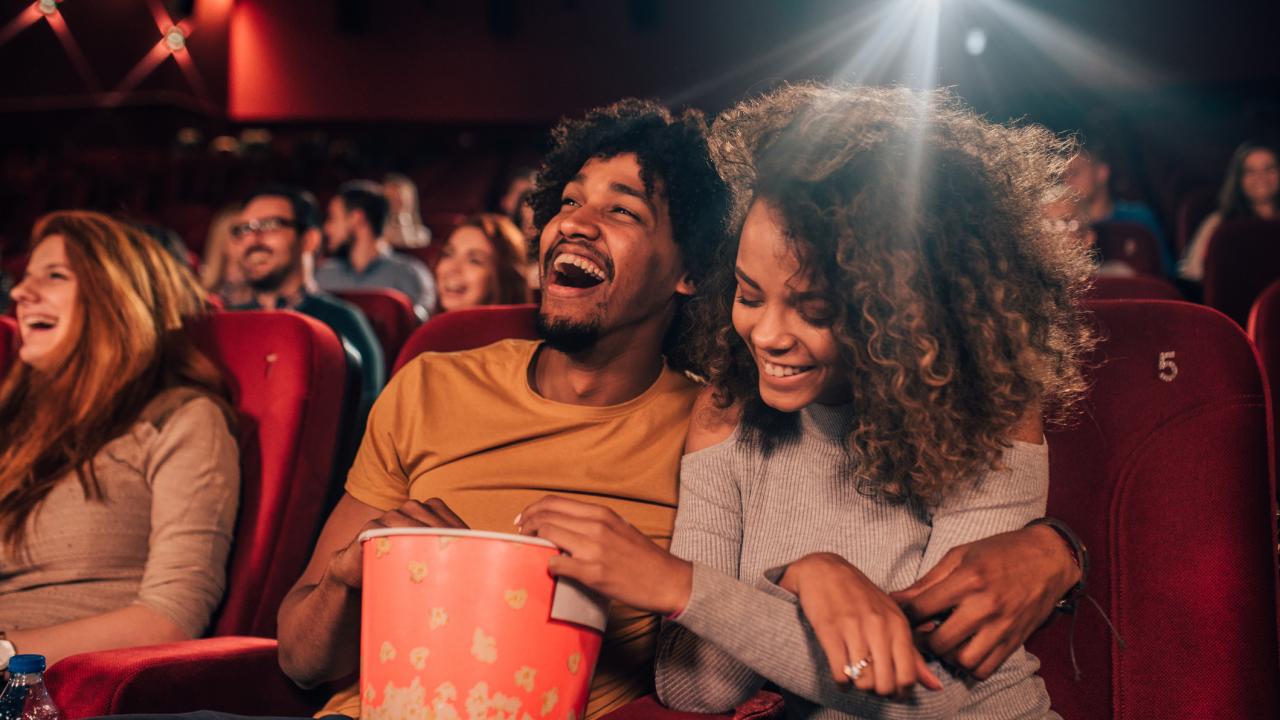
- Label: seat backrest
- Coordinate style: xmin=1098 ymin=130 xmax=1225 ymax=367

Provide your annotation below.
xmin=1087 ymin=275 xmax=1183 ymax=301
xmin=190 ymin=311 xmax=349 ymax=637
xmin=1203 ymin=219 xmax=1280 ymax=326
xmin=1175 ymin=187 xmax=1217 ymax=258
xmin=392 ymin=304 xmax=537 ymax=374
xmin=1093 ymin=221 xmax=1164 ymax=276
xmin=0 ymin=316 xmax=15 ymax=377
xmin=1248 ymin=279 xmax=1280 ymax=387
xmin=400 ymin=244 xmax=444 ymax=274
xmin=332 ymin=288 xmax=421 ymax=376
xmin=1029 ymin=300 xmax=1279 ymax=719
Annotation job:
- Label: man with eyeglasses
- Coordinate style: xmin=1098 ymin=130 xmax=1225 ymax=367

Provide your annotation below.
xmin=229 ymin=184 xmax=386 ymax=452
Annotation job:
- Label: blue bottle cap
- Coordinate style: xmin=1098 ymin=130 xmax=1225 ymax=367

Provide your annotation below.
xmin=8 ymin=655 xmax=45 ymax=674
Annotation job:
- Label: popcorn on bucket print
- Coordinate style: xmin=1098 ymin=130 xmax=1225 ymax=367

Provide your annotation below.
xmin=471 ymin=627 xmax=498 ymax=663
xmin=566 ymin=652 xmax=581 ymax=675
xmin=465 ymin=681 xmax=523 ymax=720
xmin=540 ymin=687 xmax=558 ymax=716
xmin=374 ymin=538 xmax=391 ymax=558
xmin=504 ymin=588 xmax=528 ymax=610
xmin=514 ymin=665 xmax=537 ymax=692
xmin=430 ymin=607 xmax=449 ymax=629
xmin=410 ymin=646 xmax=430 ymax=670
xmin=380 ymin=640 xmax=397 ymax=663
xmin=409 ymin=561 xmax=429 ymax=583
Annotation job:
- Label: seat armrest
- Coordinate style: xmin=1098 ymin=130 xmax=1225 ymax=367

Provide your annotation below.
xmin=46 ymin=636 xmax=330 ymax=718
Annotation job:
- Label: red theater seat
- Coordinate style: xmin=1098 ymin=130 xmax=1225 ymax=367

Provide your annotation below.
xmin=1087 ymin=275 xmax=1183 ymax=301
xmin=1248 ymin=279 xmax=1280 ymax=462
xmin=1028 ymin=300 xmax=1279 ymax=719
xmin=1174 ymin=187 xmax=1217 ymax=258
xmin=48 ymin=311 xmax=350 ymax=717
xmin=333 ymin=288 xmax=421 ymax=376
xmin=160 ymin=203 xmax=216 ymax=257
xmin=1202 ymin=219 xmax=1280 ymax=326
xmin=1093 ymin=221 xmax=1164 ymax=276
xmin=0 ymin=316 xmax=16 ymax=375
xmin=393 ymin=303 xmax=539 ymax=373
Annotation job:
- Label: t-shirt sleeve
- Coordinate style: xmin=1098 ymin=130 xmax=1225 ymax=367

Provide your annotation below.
xmin=345 ymin=362 xmax=416 ymax=510
xmin=136 ymin=397 xmax=240 ymax=638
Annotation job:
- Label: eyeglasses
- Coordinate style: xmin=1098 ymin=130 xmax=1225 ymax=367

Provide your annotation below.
xmin=230 ymin=216 xmax=296 ymax=239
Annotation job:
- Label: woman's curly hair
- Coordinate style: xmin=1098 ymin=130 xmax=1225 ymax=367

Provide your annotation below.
xmin=692 ymin=83 xmax=1096 ymax=507
xmin=528 ymin=98 xmax=731 ymax=372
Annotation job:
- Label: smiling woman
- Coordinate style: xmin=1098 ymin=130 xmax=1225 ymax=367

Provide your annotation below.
xmin=0 ymin=211 xmax=240 ymax=669
xmin=434 ymin=213 xmax=531 ymax=313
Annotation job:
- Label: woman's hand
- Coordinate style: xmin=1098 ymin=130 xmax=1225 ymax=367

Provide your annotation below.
xmin=780 ymin=553 xmax=944 ymax=697
xmin=517 ymin=496 xmax=692 ymax=616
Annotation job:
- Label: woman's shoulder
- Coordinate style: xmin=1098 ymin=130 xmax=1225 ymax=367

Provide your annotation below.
xmin=684 ymin=386 xmax=743 ymax=455
xmin=140 ymin=387 xmax=233 ymax=434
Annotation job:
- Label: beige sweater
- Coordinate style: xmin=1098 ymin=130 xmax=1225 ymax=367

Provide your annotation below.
xmin=0 ymin=389 xmax=240 ymax=637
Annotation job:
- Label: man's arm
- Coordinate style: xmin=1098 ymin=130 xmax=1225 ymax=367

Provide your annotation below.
xmin=891 ymin=522 xmax=1081 ymax=679
xmin=276 ymin=494 xmax=465 ymax=688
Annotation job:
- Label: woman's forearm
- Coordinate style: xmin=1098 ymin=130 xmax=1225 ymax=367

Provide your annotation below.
xmin=675 ymin=563 xmax=965 ymax=719
xmin=6 ymin=603 xmax=189 ymax=667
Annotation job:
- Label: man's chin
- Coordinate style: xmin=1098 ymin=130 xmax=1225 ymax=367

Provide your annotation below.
xmin=535 ymin=310 xmax=601 ymax=354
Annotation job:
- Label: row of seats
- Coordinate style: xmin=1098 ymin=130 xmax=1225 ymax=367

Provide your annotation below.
xmin=3 ymin=298 xmax=1278 ymax=719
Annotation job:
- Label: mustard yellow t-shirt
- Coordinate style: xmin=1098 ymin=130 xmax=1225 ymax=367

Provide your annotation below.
xmin=321 ymin=339 xmax=699 ymax=719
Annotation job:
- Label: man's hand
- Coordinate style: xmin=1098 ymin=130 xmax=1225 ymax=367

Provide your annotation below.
xmin=517 ymin=495 xmax=691 ymax=616
xmin=327 ymin=498 xmax=468 ymax=589
xmin=780 ymin=553 xmax=943 ymax=697
xmin=890 ymin=524 xmax=1080 ymax=679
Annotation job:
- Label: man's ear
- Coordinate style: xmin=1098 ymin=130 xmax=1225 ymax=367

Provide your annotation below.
xmin=675 ymin=271 xmax=695 ymax=297
xmin=1096 ymin=162 xmax=1111 ymax=188
xmin=301 ymin=228 xmax=323 ymax=256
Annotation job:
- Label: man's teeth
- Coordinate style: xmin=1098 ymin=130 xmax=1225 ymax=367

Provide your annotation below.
xmin=553 ymin=253 xmax=606 ymax=281
xmin=763 ymin=361 xmax=812 ymax=378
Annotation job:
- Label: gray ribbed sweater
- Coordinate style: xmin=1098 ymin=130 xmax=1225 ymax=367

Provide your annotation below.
xmin=655 ymin=403 xmax=1059 ymax=720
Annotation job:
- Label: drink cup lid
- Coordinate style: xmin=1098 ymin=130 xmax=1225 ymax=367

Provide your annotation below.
xmin=8 ymin=654 xmax=45 ymax=674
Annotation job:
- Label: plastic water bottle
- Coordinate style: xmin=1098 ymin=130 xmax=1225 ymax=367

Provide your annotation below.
xmin=0 ymin=655 xmax=62 ymax=720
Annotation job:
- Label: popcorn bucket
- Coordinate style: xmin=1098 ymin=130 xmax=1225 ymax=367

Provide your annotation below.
xmin=358 ymin=528 xmax=608 ymax=720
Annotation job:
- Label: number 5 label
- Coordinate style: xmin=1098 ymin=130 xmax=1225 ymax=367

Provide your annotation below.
xmin=1158 ymin=351 xmax=1178 ymax=382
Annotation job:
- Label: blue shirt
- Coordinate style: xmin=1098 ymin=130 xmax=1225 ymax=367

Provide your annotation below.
xmin=315 ymin=248 xmax=436 ymax=320
xmin=1107 ymin=201 xmax=1173 ymax=276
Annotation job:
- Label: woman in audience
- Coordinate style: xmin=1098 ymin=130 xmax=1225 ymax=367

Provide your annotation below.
xmin=0 ymin=211 xmax=240 ymax=667
xmin=517 ymin=85 xmax=1092 ymax=717
xmin=199 ymin=203 xmax=252 ymax=306
xmin=1179 ymin=141 xmax=1279 ymax=281
xmin=434 ymin=213 xmax=532 ymax=311
xmin=382 ymin=172 xmax=433 ymax=249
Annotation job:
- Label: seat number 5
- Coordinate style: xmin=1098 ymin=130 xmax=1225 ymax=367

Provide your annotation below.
xmin=1158 ymin=351 xmax=1178 ymax=383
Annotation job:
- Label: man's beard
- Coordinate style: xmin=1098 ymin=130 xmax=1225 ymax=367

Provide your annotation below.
xmin=535 ymin=311 xmax=602 ymax=354
xmin=246 ymin=263 xmax=292 ymax=293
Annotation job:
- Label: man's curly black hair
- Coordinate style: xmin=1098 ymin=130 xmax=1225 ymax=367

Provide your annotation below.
xmin=528 ymin=98 xmax=731 ymax=372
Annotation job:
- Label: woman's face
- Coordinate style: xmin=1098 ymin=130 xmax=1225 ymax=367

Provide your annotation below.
xmin=732 ymin=200 xmax=846 ymax=412
xmin=1241 ymin=149 xmax=1280 ymax=208
xmin=436 ymin=226 xmax=497 ymax=311
xmin=10 ymin=234 xmax=79 ymax=371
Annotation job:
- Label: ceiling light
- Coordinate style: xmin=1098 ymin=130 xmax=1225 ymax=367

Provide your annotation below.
xmin=164 ymin=26 xmax=186 ymax=53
